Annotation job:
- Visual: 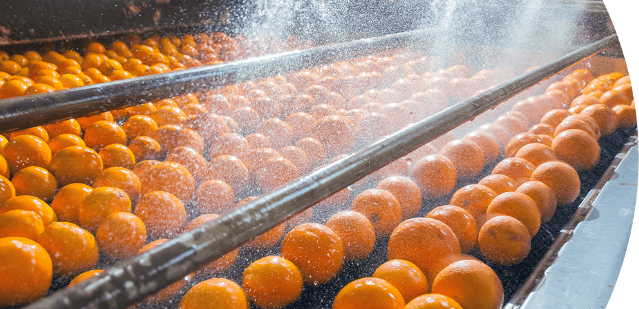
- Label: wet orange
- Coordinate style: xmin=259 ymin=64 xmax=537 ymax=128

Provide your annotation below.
xmin=491 ymin=157 xmax=536 ymax=187
xmin=0 ymin=195 xmax=57 ymax=226
xmin=326 ymin=211 xmax=376 ymax=261
xmin=0 ymin=237 xmax=52 ymax=307
xmin=139 ymin=161 xmax=195 ymax=204
xmin=193 ymin=180 xmax=235 ymax=214
xmin=77 ymin=186 xmax=131 ymax=233
xmin=92 ymin=167 xmax=142 ymax=203
xmin=48 ymin=133 xmax=86 ymax=155
xmin=0 ymin=210 xmax=44 ymax=240
xmin=404 ymin=293 xmax=463 ymax=309
xmin=333 ymin=277 xmax=405 ymax=309
xmin=311 ymin=115 xmax=356 ymax=158
xmin=463 ymin=131 xmax=499 ymax=164
xmin=580 ymin=104 xmax=618 ymax=136
xmin=179 ymin=278 xmax=248 ymax=309
xmin=440 ymin=139 xmax=485 ymax=178
xmin=242 ymin=256 xmax=303 ymax=309
xmin=427 ymin=205 xmax=478 ymax=253
xmin=373 ymin=259 xmax=428 ymax=303
xmin=281 ymin=223 xmax=344 ymax=285
xmin=3 ymin=134 xmax=52 ymax=175
xmin=478 ymin=215 xmax=531 ymax=266
xmin=183 ymin=214 xmax=239 ymax=275
xmin=350 ymin=188 xmax=403 ymax=237
xmin=410 ymin=155 xmax=457 ymax=199
xmin=613 ymin=105 xmax=637 ymax=128
xmin=432 ymin=260 xmax=503 ymax=309
xmin=295 ymin=137 xmax=327 ymax=169
xmin=514 ymin=143 xmax=559 ymax=167
xmin=254 ymin=157 xmax=299 ymax=192
xmin=127 ymin=136 xmax=163 ymax=162
xmin=552 ymin=129 xmax=600 ymax=171
xmin=504 ymin=133 xmax=543 ymax=158
xmin=83 ymin=121 xmax=127 ymax=151
xmin=67 ymin=269 xmax=104 ymax=288
xmin=208 ymin=133 xmax=251 ymax=159
xmin=122 ymin=115 xmax=159 ymax=139
xmin=449 ymin=184 xmax=498 ymax=219
xmin=486 ymin=192 xmax=540 ymax=237
xmin=37 ymin=222 xmax=99 ymax=278
xmin=134 ymin=191 xmax=187 ymax=239
xmin=48 ymin=146 xmax=103 ymax=186
xmin=165 ymin=147 xmax=208 ymax=183
xmin=9 ymin=126 xmax=50 ymax=143
xmin=96 ymin=212 xmax=147 ymax=260
xmin=530 ymin=161 xmax=580 ymax=205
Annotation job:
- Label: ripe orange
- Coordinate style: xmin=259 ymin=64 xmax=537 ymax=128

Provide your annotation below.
xmin=254 ymin=157 xmax=299 ymax=192
xmin=552 ymin=129 xmax=600 ymax=171
xmin=0 ymin=210 xmax=44 ymax=240
xmin=242 ymin=255 xmax=303 ymax=309
xmin=127 ymin=136 xmax=163 ymax=162
xmin=48 ymin=133 xmax=86 ymax=155
xmin=431 ymin=260 xmax=503 ymax=309
xmin=134 ymin=191 xmax=187 ymax=239
xmin=96 ymin=212 xmax=147 ymax=260
xmin=333 ymin=277 xmax=405 ymax=309
xmin=37 ymin=222 xmax=99 ymax=278
xmin=553 ymin=116 xmax=598 ymax=139
xmin=183 ymin=214 xmax=238 ymax=275
xmin=9 ymin=126 xmax=50 ymax=143
xmin=193 ymin=180 xmax=234 ymax=214
xmin=478 ymin=215 xmax=531 ymax=266
xmin=440 ymin=139 xmax=485 ymax=178
xmin=50 ymin=183 xmax=92 ymax=224
xmin=83 ymin=120 xmax=127 ymax=151
xmin=245 ymin=133 xmax=271 ymax=149
xmin=325 ymin=211 xmax=376 ymax=261
xmin=491 ymin=157 xmax=536 ymax=187
xmin=165 ymin=146 xmax=208 ymax=183
xmin=179 ymin=278 xmax=247 ymax=309
xmin=0 ymin=195 xmax=57 ymax=226
xmin=10 ymin=166 xmax=58 ymax=201
xmin=99 ymin=143 xmax=136 ymax=169
xmin=376 ymin=176 xmax=422 ymax=219
xmin=122 ymin=115 xmax=159 ymax=139
xmin=387 ymin=218 xmax=461 ymax=287
xmin=476 ymin=124 xmax=510 ymax=153
xmin=410 ymin=155 xmax=457 ymax=199
xmin=405 ymin=143 xmax=438 ymax=164
xmin=540 ymin=109 xmax=572 ymax=129
xmin=486 ymin=192 xmax=540 ymax=237
xmin=0 ymin=237 xmax=52 ymax=307
xmin=278 ymin=146 xmax=311 ymax=175
xmin=68 ymin=269 xmax=104 ymax=288
xmin=613 ymin=105 xmax=637 ymax=128
xmin=137 ymin=239 xmax=190 ymax=303
xmin=3 ymin=134 xmax=52 ymax=175
xmin=295 ymin=137 xmax=327 ymax=169
xmin=404 ymin=293 xmax=463 ymax=309
xmin=449 ymin=184 xmax=498 ymax=220
xmin=286 ymin=112 xmax=318 ymax=141
xmin=372 ymin=259 xmax=428 ymax=303
xmin=280 ymin=223 xmax=344 ymax=285
xmin=514 ymin=142 xmax=558 ymax=167
xmin=77 ymin=186 xmax=131 ymax=233
xmin=580 ymin=104 xmax=619 ymax=136
xmin=355 ymin=112 xmax=394 ymax=145
xmin=504 ymin=133 xmax=542 ymax=158
xmin=139 ymin=161 xmax=195 ymax=204
xmin=599 ymin=89 xmax=631 ymax=108
xmin=530 ymin=161 xmax=580 ymax=205
xmin=463 ymin=131 xmax=499 ymax=164
xmin=350 ymin=188 xmax=403 ymax=237
xmin=206 ymin=155 xmax=249 ymax=194
xmin=48 ymin=146 xmax=104 ymax=186
xmin=311 ymin=115 xmax=356 ymax=158
xmin=427 ymin=205 xmax=478 ymax=253
xmin=208 ymin=133 xmax=251 ymax=159
xmin=257 ymin=118 xmax=294 ymax=150
xmin=516 ymin=181 xmax=557 ymax=223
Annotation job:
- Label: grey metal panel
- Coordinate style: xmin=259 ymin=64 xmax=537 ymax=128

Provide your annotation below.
xmin=521 ymin=144 xmax=638 ymax=309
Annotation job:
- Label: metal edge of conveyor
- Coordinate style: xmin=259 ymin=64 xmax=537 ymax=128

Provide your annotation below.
xmin=504 ymin=127 xmax=639 ymax=309
xmin=22 ymin=34 xmax=620 ymax=309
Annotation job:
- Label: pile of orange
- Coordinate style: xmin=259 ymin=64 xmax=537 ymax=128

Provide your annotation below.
xmin=0 ymin=31 xmax=634 ymax=309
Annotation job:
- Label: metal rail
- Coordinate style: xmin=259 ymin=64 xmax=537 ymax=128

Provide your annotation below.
xmin=0 ymin=28 xmax=434 ymax=133
xmin=25 ymin=34 xmax=620 ymax=309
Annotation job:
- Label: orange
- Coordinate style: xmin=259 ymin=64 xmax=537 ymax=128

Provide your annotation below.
xmin=491 ymin=157 xmax=535 ymax=187
xmin=530 ymin=161 xmax=580 ymax=205
xmin=553 ymin=116 xmax=598 ymax=139
xmin=552 ymin=129 xmax=600 ymax=171
xmin=494 ymin=114 xmax=527 ymax=138
xmin=139 ymin=161 xmax=195 ymax=204
xmin=242 ymin=255 xmax=303 ymax=309
xmin=376 ymin=176 xmax=422 ymax=219
xmin=135 ymin=190 xmax=187 ymax=239
xmin=96 ymin=212 xmax=147 ymax=260
xmin=78 ymin=186 xmax=131 ymax=233
xmin=193 ymin=180 xmax=234 ymax=214
xmin=449 ymin=184 xmax=498 ymax=219
xmin=48 ymin=133 xmax=86 ymax=155
xmin=254 ymin=157 xmax=299 ymax=192
xmin=151 ymin=106 xmax=187 ymax=126
xmin=245 ymin=133 xmax=271 ymax=149
xmin=122 ymin=115 xmax=159 ymax=139
xmin=49 ymin=146 xmax=103 ymax=186
xmin=372 ymin=259 xmax=428 ymax=303
xmin=350 ymin=188 xmax=403 ymax=237
xmin=182 ymin=103 xmax=208 ymax=117
xmin=99 ymin=143 xmax=136 ymax=170
xmin=128 ymin=102 xmax=157 ymax=117
xmin=404 ymin=293 xmax=463 ymax=309
xmin=599 ymin=89 xmax=631 ymax=108
xmin=277 ymin=146 xmax=311 ymax=175
xmin=295 ymin=137 xmax=327 ymax=169
xmin=50 ymin=183 xmax=92 ymax=224
xmin=613 ymin=76 xmax=631 ymax=88
xmin=540 ymin=109 xmax=573 ymax=129
xmin=83 ymin=120 xmax=127 ymax=151
xmin=0 ymin=195 xmax=57 ymax=226
xmin=333 ymin=277 xmax=405 ymax=309
xmin=478 ymin=215 xmax=531 ymax=266
xmin=11 ymin=166 xmax=57 ymax=203
xmin=208 ymin=133 xmax=251 ymax=159
xmin=76 ymin=112 xmax=114 ymax=131
xmin=476 ymin=124 xmax=510 ymax=153
xmin=356 ymin=112 xmax=394 ymax=145
xmin=165 ymin=146 xmax=208 ymax=183
xmin=325 ymin=211 xmax=376 ymax=261
xmin=514 ymin=142 xmax=558 ymax=167
xmin=37 ymin=222 xmax=99 ymax=278
xmin=432 ymin=260 xmax=503 ymax=309
xmin=9 ymin=126 xmax=50 ymax=143
xmin=152 ymin=125 xmax=205 ymax=154
xmin=92 ymin=167 xmax=142 ymax=203
xmin=127 ymin=136 xmax=163 ymax=161
xmin=0 ymin=79 xmax=29 ymax=99
xmin=206 ymin=155 xmax=250 ymax=194
xmin=613 ymin=105 xmax=637 ymax=128
xmin=426 ymin=205 xmax=478 ymax=253
xmin=234 ymin=197 xmax=285 ymax=249
xmin=179 ymin=278 xmax=247 ymax=309
xmin=232 ymin=106 xmax=261 ymax=135
xmin=516 ymin=180 xmax=557 ymax=223
xmin=486 ymin=192 xmax=540 ymax=237
xmin=285 ymin=112 xmax=318 ymax=141
xmin=137 ymin=239 xmax=190 ymax=303
xmin=0 ymin=155 xmax=8 ymax=179
xmin=440 ymin=139 xmax=485 ymax=178
xmin=410 ymin=155 xmax=457 ymax=199
xmin=405 ymin=143 xmax=439 ymax=163
xmin=68 ymin=269 xmax=104 ymax=288
xmin=580 ymin=104 xmax=618 ymax=136
xmin=184 ymin=214 xmax=239 ymax=275
xmin=387 ymin=218 xmax=461 ymax=287
xmin=463 ymin=131 xmax=499 ymax=164
xmin=0 ymin=237 xmax=52 ymax=307
xmin=538 ymin=134 xmax=554 ymax=148
xmin=280 ymin=223 xmax=344 ymax=285
xmin=0 ymin=210 xmax=44 ymax=240
xmin=612 ymin=83 xmax=633 ymax=101
xmin=311 ymin=115 xmax=356 ymax=158
xmin=3 ymin=135 xmax=52 ymax=175
xmin=504 ymin=133 xmax=542 ymax=158
xmin=257 ymin=118 xmax=293 ymax=150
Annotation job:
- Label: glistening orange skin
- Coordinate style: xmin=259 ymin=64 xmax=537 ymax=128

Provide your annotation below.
xmin=0 ymin=237 xmax=53 ymax=307
xmin=242 ymin=256 xmax=303 ymax=309
xmin=478 ymin=215 xmax=531 ymax=266
xmin=326 ymin=211 xmax=376 ymax=261
xmin=333 ymin=277 xmax=406 ymax=309
xmin=372 ymin=259 xmax=428 ymax=303
xmin=350 ymin=188 xmax=403 ymax=238
xmin=432 ymin=260 xmax=504 ymax=309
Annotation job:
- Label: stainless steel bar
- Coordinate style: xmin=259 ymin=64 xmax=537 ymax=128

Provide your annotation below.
xmin=24 ymin=34 xmax=620 ymax=309
xmin=0 ymin=28 xmax=434 ymax=133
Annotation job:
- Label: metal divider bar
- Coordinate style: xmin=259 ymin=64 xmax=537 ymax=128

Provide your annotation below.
xmin=25 ymin=34 xmax=619 ymax=309
xmin=0 ymin=28 xmax=435 ymax=133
